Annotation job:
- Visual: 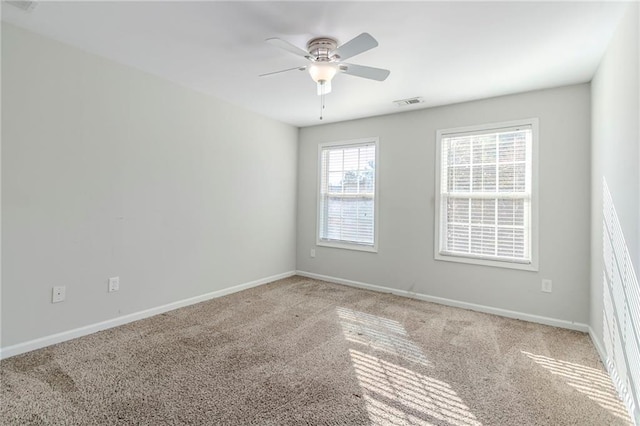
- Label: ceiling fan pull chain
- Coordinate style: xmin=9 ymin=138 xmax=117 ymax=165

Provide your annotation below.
xmin=320 ymin=92 xmax=325 ymax=120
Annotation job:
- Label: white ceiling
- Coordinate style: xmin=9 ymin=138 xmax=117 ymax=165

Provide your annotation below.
xmin=1 ymin=1 xmax=629 ymax=127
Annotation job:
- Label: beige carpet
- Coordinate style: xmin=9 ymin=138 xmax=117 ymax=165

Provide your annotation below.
xmin=0 ymin=276 xmax=632 ymax=425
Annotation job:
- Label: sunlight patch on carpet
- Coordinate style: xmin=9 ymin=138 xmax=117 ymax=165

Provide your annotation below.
xmin=522 ymin=351 xmax=631 ymax=423
xmin=337 ymin=307 xmax=430 ymax=366
xmin=350 ymin=349 xmax=482 ymax=426
xmin=338 ymin=306 xmax=481 ymax=425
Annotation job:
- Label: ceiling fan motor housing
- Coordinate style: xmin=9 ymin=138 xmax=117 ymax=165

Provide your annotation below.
xmin=307 ymin=37 xmax=339 ymax=62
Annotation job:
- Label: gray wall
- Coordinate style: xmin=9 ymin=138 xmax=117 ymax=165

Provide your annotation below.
xmin=298 ymin=84 xmax=591 ymax=324
xmin=1 ymin=24 xmax=298 ymax=348
xmin=591 ymin=3 xmax=640 ymax=338
xmin=590 ymin=4 xmax=639 ymax=421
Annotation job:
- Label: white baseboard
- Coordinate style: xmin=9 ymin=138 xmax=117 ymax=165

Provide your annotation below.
xmin=588 ymin=326 xmax=608 ymax=364
xmin=296 ymin=270 xmax=590 ymax=332
xmin=0 ymin=271 xmax=296 ymax=360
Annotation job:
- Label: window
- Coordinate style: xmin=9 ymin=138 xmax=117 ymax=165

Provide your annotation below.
xmin=317 ymin=138 xmax=378 ymax=252
xmin=435 ymin=119 xmax=538 ymax=270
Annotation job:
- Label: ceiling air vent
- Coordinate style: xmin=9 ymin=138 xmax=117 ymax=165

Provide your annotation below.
xmin=6 ymin=1 xmax=38 ymax=12
xmin=393 ymin=97 xmax=424 ymax=107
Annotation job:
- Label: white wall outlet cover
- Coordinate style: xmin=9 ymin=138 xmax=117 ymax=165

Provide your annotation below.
xmin=310 ymin=248 xmax=316 ymax=258
xmin=108 ymin=276 xmax=120 ymax=292
xmin=52 ymin=286 xmax=66 ymax=303
xmin=541 ymin=279 xmax=553 ymax=293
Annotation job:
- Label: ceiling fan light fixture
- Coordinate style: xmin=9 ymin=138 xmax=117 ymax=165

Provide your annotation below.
xmin=309 ymin=63 xmax=337 ymax=95
xmin=316 ymin=80 xmax=332 ymax=96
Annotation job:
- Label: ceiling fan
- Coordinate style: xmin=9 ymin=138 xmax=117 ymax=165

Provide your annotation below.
xmin=260 ymin=33 xmax=390 ymax=97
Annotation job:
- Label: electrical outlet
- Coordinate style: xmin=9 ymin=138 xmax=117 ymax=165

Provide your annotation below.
xmin=310 ymin=248 xmax=316 ymax=258
xmin=52 ymin=286 xmax=66 ymax=303
xmin=541 ymin=279 xmax=553 ymax=293
xmin=108 ymin=276 xmax=120 ymax=292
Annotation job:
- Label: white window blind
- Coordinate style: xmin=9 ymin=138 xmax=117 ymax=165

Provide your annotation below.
xmin=437 ymin=122 xmax=535 ymax=267
xmin=318 ymin=140 xmax=377 ymax=250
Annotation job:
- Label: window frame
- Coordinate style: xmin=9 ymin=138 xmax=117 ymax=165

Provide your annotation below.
xmin=434 ymin=118 xmax=539 ymax=271
xmin=316 ymin=137 xmax=380 ymax=253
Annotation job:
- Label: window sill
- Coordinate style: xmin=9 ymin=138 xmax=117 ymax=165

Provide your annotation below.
xmin=435 ymin=252 xmax=538 ymax=271
xmin=317 ymin=240 xmax=378 ymax=253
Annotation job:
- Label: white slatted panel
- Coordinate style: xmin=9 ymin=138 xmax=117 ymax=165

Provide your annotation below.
xmin=602 ymin=178 xmax=640 ymax=423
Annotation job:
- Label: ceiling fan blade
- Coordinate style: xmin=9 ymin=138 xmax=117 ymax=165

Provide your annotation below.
xmin=332 ymin=33 xmax=378 ymax=61
xmin=259 ymin=66 xmax=307 ymax=77
xmin=266 ymin=37 xmax=312 ymax=59
xmin=340 ymin=63 xmax=390 ymax=81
